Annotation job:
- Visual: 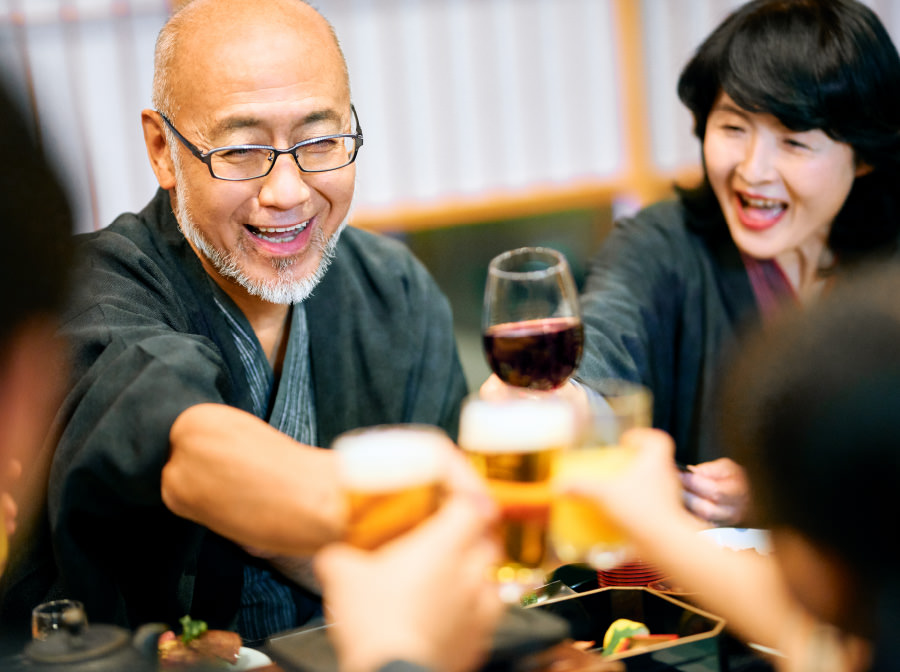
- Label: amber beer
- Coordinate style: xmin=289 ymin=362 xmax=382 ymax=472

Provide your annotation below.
xmin=335 ymin=425 xmax=448 ymax=550
xmin=550 ymin=380 xmax=652 ymax=569
xmin=458 ymin=395 xmax=575 ymax=596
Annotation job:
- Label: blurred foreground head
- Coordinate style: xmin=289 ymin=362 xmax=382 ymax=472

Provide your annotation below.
xmin=720 ymin=262 xmax=900 ymax=641
xmin=0 ymin=80 xmax=73 ymax=494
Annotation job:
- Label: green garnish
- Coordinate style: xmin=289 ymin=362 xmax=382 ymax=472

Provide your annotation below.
xmin=179 ymin=615 xmax=208 ymax=644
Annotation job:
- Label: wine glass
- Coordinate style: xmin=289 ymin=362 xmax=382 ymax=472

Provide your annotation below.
xmin=482 ymin=247 xmax=583 ymax=390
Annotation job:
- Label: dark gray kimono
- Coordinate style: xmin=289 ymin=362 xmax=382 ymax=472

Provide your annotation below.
xmin=46 ymin=189 xmax=468 ymax=631
xmin=576 ymin=200 xmax=760 ymax=465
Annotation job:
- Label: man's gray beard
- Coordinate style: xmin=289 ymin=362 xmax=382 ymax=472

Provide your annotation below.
xmin=171 ymin=158 xmax=345 ymax=305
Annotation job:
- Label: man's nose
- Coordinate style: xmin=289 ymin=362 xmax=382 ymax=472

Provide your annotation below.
xmin=258 ymin=153 xmax=312 ymax=209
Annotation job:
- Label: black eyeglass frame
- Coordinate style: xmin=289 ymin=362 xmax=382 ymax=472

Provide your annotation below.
xmin=158 ymin=105 xmax=364 ymax=181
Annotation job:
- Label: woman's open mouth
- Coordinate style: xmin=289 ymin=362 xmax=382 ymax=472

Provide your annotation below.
xmin=736 ymin=193 xmax=787 ymax=230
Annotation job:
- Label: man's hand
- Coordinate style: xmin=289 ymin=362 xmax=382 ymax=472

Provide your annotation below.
xmin=679 ymin=457 xmax=750 ymax=526
xmin=315 ymin=493 xmax=503 ymax=672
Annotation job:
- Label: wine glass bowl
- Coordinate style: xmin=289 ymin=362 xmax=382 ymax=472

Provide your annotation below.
xmin=482 ymin=247 xmax=583 ymax=390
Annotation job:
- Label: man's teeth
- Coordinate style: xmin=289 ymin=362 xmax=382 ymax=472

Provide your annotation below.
xmin=251 ymin=220 xmax=309 ymax=243
xmin=256 ymin=221 xmax=309 ymax=234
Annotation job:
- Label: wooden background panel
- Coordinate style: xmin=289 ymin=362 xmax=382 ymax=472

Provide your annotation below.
xmin=3 ymin=0 xmax=899 ymax=234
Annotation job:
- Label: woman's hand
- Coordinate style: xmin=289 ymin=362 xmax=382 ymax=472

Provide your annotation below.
xmin=561 ymin=428 xmax=698 ymax=551
xmin=679 ymin=457 xmax=750 ymax=526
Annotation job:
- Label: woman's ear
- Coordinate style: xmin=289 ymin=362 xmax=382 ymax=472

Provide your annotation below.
xmin=855 ymin=161 xmax=874 ymax=178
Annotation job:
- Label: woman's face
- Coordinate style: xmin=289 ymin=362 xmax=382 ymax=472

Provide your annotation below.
xmin=703 ymin=93 xmax=865 ymax=267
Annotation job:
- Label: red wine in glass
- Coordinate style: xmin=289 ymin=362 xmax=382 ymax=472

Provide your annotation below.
xmin=483 ymin=316 xmax=584 ymax=390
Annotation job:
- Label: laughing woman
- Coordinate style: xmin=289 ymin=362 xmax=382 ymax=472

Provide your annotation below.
xmin=576 ymin=0 xmax=900 ymax=524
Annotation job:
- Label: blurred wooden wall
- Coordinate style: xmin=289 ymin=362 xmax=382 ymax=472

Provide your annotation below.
xmin=3 ymin=0 xmax=900 ymax=235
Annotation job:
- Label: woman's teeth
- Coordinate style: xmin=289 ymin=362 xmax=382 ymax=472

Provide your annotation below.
xmin=739 ymin=195 xmax=785 ymax=213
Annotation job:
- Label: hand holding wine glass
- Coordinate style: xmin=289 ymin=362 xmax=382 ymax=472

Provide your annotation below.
xmin=482 ymin=247 xmax=583 ymax=391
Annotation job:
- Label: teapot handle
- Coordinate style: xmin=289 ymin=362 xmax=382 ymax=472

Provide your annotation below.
xmin=132 ymin=622 xmax=169 ymax=660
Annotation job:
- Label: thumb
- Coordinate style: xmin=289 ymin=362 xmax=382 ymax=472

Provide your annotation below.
xmin=314 ymin=542 xmax=368 ymax=585
xmin=622 ymin=427 xmax=676 ymax=460
xmin=689 ymin=457 xmax=736 ymax=479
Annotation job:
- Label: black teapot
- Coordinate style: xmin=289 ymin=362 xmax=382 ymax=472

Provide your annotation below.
xmin=11 ymin=604 xmax=166 ymax=671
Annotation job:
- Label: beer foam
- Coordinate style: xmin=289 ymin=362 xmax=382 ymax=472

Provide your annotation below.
xmin=458 ymin=398 xmax=576 ymax=453
xmin=335 ymin=427 xmax=447 ymax=491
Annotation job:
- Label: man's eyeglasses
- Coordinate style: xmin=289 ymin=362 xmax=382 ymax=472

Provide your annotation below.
xmin=158 ymin=105 xmax=364 ymax=181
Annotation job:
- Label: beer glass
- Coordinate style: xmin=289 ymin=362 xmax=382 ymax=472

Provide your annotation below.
xmin=458 ymin=394 xmax=576 ymax=602
xmin=550 ymin=380 xmax=652 ymax=569
xmin=334 ymin=424 xmax=449 ymax=551
xmin=482 ymin=247 xmax=583 ymax=390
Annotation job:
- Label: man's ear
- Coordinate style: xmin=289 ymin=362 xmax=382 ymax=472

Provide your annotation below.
xmin=141 ymin=109 xmax=177 ymax=190
xmin=855 ymin=161 xmax=874 ymax=178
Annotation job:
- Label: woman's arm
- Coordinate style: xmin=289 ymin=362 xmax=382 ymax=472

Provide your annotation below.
xmin=563 ymin=428 xmax=805 ymax=651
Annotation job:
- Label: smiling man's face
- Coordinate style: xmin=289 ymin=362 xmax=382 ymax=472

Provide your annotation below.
xmin=164 ymin=0 xmax=355 ymax=306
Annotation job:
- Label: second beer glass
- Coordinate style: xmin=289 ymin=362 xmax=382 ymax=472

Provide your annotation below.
xmin=334 ymin=424 xmax=450 ymax=550
xmin=550 ymin=380 xmax=652 ymax=569
xmin=458 ymin=394 xmax=576 ymax=602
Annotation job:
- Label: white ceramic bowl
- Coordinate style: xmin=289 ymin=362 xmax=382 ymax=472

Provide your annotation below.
xmin=698 ymin=527 xmax=772 ymax=555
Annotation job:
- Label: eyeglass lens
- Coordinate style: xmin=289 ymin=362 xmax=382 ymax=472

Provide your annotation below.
xmin=209 ymin=136 xmax=358 ymax=180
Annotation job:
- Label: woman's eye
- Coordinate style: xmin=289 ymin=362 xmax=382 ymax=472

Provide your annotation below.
xmin=784 ymin=138 xmax=812 ymax=150
xmin=715 ymin=121 xmax=745 ymax=134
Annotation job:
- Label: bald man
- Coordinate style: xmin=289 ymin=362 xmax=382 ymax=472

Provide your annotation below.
xmin=39 ymin=0 xmax=467 ymax=643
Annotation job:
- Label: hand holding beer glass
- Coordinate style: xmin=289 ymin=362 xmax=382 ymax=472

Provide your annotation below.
xmin=458 ymin=394 xmax=576 ymax=603
xmin=334 ymin=425 xmax=450 ymax=550
xmin=550 ymin=380 xmax=652 ymax=570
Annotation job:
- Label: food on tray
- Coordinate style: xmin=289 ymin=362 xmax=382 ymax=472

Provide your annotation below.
xmin=615 ymin=633 xmax=679 ymax=652
xmin=601 ymin=618 xmax=678 ymax=655
xmin=158 ymin=615 xmax=241 ymax=668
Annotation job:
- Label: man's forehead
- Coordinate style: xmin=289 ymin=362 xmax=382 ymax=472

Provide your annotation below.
xmin=167 ymin=0 xmax=344 ymax=93
xmin=169 ymin=26 xmax=347 ymax=123
xmin=209 ymin=108 xmax=346 ymax=134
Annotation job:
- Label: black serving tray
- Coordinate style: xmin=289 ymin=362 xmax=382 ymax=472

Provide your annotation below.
xmin=532 ymin=587 xmax=726 ymax=671
xmin=265 ymin=605 xmax=572 ymax=672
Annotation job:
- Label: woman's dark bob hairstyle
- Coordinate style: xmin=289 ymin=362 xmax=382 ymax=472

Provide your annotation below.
xmin=677 ymin=0 xmax=900 ymax=263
